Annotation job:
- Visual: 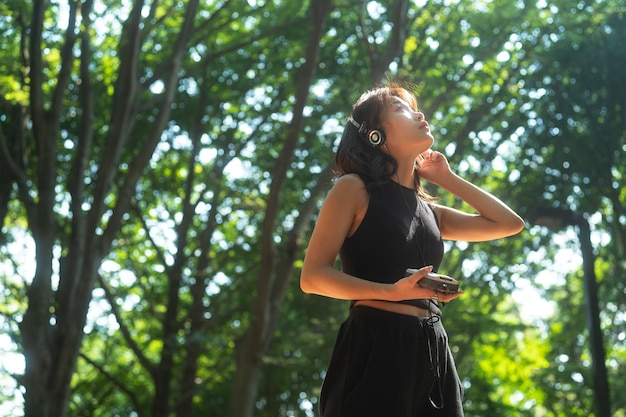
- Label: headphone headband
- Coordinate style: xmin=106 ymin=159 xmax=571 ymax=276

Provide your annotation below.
xmin=348 ymin=116 xmax=385 ymax=147
xmin=348 ymin=116 xmax=366 ymax=133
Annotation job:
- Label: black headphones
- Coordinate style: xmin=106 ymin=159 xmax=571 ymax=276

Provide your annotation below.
xmin=348 ymin=116 xmax=386 ymax=147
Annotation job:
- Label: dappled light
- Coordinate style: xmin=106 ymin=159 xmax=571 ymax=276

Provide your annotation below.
xmin=0 ymin=0 xmax=625 ymax=417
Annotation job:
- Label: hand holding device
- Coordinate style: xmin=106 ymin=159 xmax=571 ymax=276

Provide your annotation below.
xmin=405 ymin=268 xmax=459 ymax=294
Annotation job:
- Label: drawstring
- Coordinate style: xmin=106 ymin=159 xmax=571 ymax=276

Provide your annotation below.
xmin=421 ymin=312 xmax=445 ymax=409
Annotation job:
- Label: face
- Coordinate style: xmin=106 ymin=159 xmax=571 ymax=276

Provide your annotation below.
xmin=382 ymin=96 xmax=434 ymax=154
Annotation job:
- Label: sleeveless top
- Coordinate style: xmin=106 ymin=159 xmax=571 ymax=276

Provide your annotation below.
xmin=340 ymin=177 xmax=445 ymax=314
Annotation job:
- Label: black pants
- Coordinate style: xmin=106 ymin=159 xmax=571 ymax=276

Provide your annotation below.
xmin=319 ymin=306 xmax=464 ymax=417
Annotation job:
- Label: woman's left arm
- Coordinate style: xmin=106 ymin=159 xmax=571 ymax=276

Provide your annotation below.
xmin=418 ymin=151 xmax=525 ymax=242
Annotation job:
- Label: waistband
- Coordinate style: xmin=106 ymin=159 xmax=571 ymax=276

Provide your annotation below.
xmin=353 ymin=299 xmax=435 ymax=317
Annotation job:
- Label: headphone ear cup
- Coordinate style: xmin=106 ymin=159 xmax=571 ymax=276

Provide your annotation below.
xmin=367 ymin=129 xmax=385 ymax=147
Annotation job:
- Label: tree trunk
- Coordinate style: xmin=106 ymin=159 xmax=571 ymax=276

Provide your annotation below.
xmin=225 ymin=1 xmax=333 ymax=416
xmin=17 ymin=0 xmax=199 ymax=415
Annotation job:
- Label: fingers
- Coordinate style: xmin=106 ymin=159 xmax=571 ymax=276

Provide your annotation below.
xmin=409 ymin=265 xmax=433 ymax=283
xmin=402 ymin=266 xmax=464 ymax=303
xmin=436 ymin=290 xmax=464 ymax=303
xmin=414 ymin=149 xmax=442 ymax=170
xmin=415 ymin=150 xmax=432 ymax=167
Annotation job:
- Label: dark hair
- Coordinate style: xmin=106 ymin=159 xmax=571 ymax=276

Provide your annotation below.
xmin=335 ymin=85 xmax=434 ymax=201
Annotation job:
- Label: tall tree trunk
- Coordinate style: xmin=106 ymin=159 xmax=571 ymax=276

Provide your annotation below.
xmin=21 ymin=0 xmax=78 ymax=415
xmin=225 ymin=1 xmax=333 ymax=416
xmin=18 ymin=0 xmax=199 ymax=415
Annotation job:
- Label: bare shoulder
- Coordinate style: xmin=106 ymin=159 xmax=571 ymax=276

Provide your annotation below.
xmin=327 ymin=174 xmax=369 ymax=236
xmin=329 ymin=174 xmax=368 ymax=200
xmin=334 ymin=173 xmax=366 ymax=187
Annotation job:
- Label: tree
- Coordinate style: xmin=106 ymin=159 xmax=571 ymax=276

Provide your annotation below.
xmin=1 ymin=0 xmax=203 ymax=415
xmin=2 ymin=0 xmax=625 ymax=416
xmin=512 ymin=1 xmax=626 ymax=414
xmin=224 ymin=1 xmax=335 ymax=416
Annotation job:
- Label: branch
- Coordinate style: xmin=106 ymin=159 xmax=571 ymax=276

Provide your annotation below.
xmin=131 ymin=198 xmax=171 ymax=272
xmin=357 ymin=3 xmax=377 ymax=73
xmin=256 ymin=0 xmax=333 ymax=317
xmin=28 ymin=0 xmax=46 ymax=134
xmin=269 ymin=159 xmax=336 ymax=321
xmin=101 ymin=0 xmax=202 ymax=253
xmin=79 ymin=352 xmax=146 ymax=415
xmin=50 ymin=0 xmax=80 ymax=124
xmin=57 ymin=0 xmax=97 ymax=338
xmin=89 ymin=0 xmax=143 ymax=232
xmin=96 ymin=274 xmax=157 ymax=378
xmin=67 ymin=0 xmax=96 ymax=203
xmin=376 ymin=0 xmax=409 ymax=81
xmin=0 ymin=107 xmax=30 ymax=198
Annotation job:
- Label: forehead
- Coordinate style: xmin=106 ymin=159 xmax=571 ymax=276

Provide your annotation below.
xmin=386 ymin=96 xmax=418 ymax=114
xmin=390 ymin=96 xmax=411 ymax=107
xmin=388 ymin=90 xmax=418 ymax=110
xmin=352 ymin=87 xmax=418 ymax=121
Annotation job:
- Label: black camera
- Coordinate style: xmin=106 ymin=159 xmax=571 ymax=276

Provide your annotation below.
xmin=405 ymin=268 xmax=460 ymax=294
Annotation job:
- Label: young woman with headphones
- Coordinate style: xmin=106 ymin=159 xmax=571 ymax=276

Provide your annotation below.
xmin=300 ymin=84 xmax=524 ymax=417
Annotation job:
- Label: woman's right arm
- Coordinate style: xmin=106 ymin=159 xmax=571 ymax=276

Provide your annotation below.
xmin=300 ymin=174 xmax=439 ymax=302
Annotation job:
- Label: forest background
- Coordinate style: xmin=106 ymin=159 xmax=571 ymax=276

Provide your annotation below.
xmin=0 ymin=0 xmax=625 ymax=416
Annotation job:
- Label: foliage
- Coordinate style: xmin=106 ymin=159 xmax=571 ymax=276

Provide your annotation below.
xmin=514 ymin=1 xmax=626 ymax=415
xmin=0 ymin=0 xmax=625 ymax=416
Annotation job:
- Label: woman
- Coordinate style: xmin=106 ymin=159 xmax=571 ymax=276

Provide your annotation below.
xmin=300 ymin=85 xmax=525 ymax=417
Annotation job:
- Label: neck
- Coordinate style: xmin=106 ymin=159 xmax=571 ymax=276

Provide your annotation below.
xmin=382 ymin=144 xmax=419 ymax=189
xmin=395 ymin=164 xmax=415 ymax=189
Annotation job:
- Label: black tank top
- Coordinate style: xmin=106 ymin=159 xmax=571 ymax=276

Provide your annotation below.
xmin=340 ymin=177 xmax=444 ymax=313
